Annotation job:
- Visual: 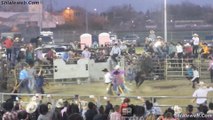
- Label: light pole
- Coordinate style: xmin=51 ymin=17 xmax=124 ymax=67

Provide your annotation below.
xmin=164 ymin=0 xmax=167 ymax=42
xmin=85 ymin=10 xmax=88 ymax=33
xmin=39 ymin=0 xmax=42 ymax=33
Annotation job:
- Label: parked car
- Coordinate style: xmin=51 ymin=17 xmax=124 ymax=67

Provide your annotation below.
xmin=34 ymin=45 xmax=66 ymax=58
xmin=122 ymin=34 xmax=140 ymax=46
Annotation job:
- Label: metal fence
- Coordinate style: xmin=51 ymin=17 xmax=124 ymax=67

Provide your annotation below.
xmin=165 ymin=58 xmax=210 ymax=80
xmin=0 ymin=93 xmax=213 ymax=110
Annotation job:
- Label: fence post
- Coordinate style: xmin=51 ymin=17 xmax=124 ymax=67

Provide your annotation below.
xmin=0 ymin=93 xmax=4 ymax=104
xmin=165 ymin=58 xmax=168 ymax=80
xmin=181 ymin=58 xmax=184 ymax=76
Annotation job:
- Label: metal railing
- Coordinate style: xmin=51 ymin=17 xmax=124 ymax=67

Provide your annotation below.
xmin=165 ymin=58 xmax=210 ymax=80
xmin=1 ymin=93 xmax=213 ymax=109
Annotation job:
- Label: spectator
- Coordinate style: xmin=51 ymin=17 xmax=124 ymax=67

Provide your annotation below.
xmin=68 ymin=113 xmax=83 ymax=120
xmin=93 ymin=105 xmax=108 ymax=120
xmin=27 ymin=62 xmax=36 ymax=92
xmin=46 ymin=48 xmax=55 ymax=65
xmin=185 ymin=105 xmax=195 ymax=120
xmin=196 ymin=104 xmax=208 ymax=120
xmin=207 ymin=103 xmax=213 ymax=114
xmin=185 ymin=64 xmax=193 ymax=81
xmin=105 ymin=100 xmax=113 ymax=116
xmin=19 ymin=64 xmax=31 ymax=93
xmin=3 ymin=36 xmax=13 ymax=61
xmin=26 ymin=101 xmax=39 ymax=120
xmin=128 ymin=44 xmax=136 ymax=55
xmin=17 ymin=110 xmax=28 ymax=120
xmin=120 ymin=42 xmax=128 ymax=55
xmin=153 ymin=98 xmax=162 ymax=117
xmin=110 ymin=42 xmax=121 ymax=64
xmin=134 ymin=105 xmax=145 ymax=118
xmin=82 ymin=47 xmax=91 ymax=59
xmin=168 ymin=42 xmax=176 ymax=58
xmin=62 ymin=49 xmax=70 ymax=63
xmin=173 ymin=105 xmax=182 ymax=119
xmin=37 ymin=104 xmax=52 ymax=120
xmin=200 ymin=42 xmax=210 ymax=59
xmin=25 ymin=44 xmax=34 ymax=64
xmin=2 ymin=101 xmax=18 ymax=120
xmin=145 ymin=100 xmax=156 ymax=117
xmin=52 ymin=99 xmax=64 ymax=120
xmin=183 ymin=43 xmax=193 ymax=58
xmin=17 ymin=48 xmax=25 ymax=63
xmin=110 ymin=105 xmax=121 ymax=120
xmin=176 ymin=42 xmax=183 ymax=67
xmin=208 ymin=58 xmax=213 ymax=83
xmin=85 ymin=102 xmax=97 ymax=120
xmin=35 ymin=68 xmax=45 ymax=94
xmin=149 ymin=30 xmax=156 ymax=42
xmin=192 ymin=33 xmax=200 ymax=57
xmin=192 ymin=81 xmax=213 ymax=105
xmin=120 ymin=98 xmax=131 ymax=116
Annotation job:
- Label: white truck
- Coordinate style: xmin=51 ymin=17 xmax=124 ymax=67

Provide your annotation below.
xmin=40 ymin=31 xmax=54 ymax=44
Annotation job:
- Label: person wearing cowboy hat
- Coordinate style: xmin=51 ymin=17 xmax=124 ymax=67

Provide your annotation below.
xmin=110 ymin=42 xmax=121 ymax=65
xmin=26 ymin=101 xmax=39 ymax=119
xmin=102 ymin=68 xmax=113 ymax=95
xmin=51 ymin=99 xmax=64 ymax=120
xmin=192 ymin=33 xmax=199 ymax=58
xmin=192 ymin=81 xmax=213 ymax=105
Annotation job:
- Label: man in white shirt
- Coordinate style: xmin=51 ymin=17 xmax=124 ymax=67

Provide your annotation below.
xmin=102 ymin=68 xmax=113 ymax=95
xmin=192 ymin=33 xmax=199 ymax=57
xmin=191 ymin=66 xmax=199 ymax=88
xmin=192 ymin=81 xmax=213 ymax=105
xmin=110 ymin=43 xmax=121 ymax=64
xmin=81 ymin=47 xmax=91 ymax=59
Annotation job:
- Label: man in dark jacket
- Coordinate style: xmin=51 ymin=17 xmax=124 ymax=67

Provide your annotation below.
xmin=85 ymin=102 xmax=97 ymax=120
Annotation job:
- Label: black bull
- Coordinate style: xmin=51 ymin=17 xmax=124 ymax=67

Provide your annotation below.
xmin=135 ymin=71 xmax=145 ymax=88
xmin=134 ymin=55 xmax=154 ymax=88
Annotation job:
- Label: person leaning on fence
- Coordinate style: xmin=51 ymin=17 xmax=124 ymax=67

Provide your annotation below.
xmin=191 ymin=66 xmax=200 ymax=88
xmin=192 ymin=81 xmax=213 ymax=105
xmin=35 ymin=68 xmax=45 ymax=94
xmin=110 ymin=42 xmax=121 ymax=64
xmin=185 ymin=64 xmax=193 ymax=81
xmin=200 ymin=42 xmax=210 ymax=59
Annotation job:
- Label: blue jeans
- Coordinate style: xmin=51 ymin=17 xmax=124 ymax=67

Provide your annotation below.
xmin=19 ymin=79 xmax=31 ymax=93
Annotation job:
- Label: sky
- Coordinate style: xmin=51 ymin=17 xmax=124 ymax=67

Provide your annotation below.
xmin=46 ymin=0 xmax=213 ymax=12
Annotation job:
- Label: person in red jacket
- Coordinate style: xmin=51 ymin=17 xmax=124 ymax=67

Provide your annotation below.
xmin=3 ymin=36 xmax=14 ymax=61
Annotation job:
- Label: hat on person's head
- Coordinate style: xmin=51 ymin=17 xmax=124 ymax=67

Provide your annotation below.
xmin=26 ymin=102 xmax=38 ymax=114
xmin=114 ymin=65 xmax=120 ymax=70
xmin=102 ymin=68 xmax=109 ymax=72
xmin=198 ymin=81 xmax=207 ymax=88
xmin=46 ymin=94 xmax=51 ymax=98
xmin=56 ymin=99 xmax=64 ymax=108
xmin=20 ymin=48 xmax=26 ymax=51
xmin=193 ymin=33 xmax=199 ymax=37
xmin=7 ymin=36 xmax=12 ymax=39
xmin=184 ymin=43 xmax=191 ymax=47
xmin=173 ymin=105 xmax=182 ymax=114
xmin=156 ymin=36 xmax=163 ymax=39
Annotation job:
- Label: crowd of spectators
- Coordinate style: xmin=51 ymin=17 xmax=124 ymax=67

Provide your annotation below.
xmin=0 ymin=94 xmax=213 ymax=120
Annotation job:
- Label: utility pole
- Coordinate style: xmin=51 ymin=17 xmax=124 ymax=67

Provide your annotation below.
xmin=164 ymin=0 xmax=167 ymax=42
